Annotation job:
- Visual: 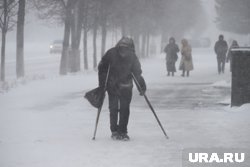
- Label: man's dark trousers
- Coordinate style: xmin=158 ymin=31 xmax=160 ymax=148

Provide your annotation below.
xmin=108 ymin=89 xmax=132 ymax=134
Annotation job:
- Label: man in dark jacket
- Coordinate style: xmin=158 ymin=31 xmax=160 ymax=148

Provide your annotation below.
xmin=98 ymin=37 xmax=146 ymax=140
xmin=214 ymin=34 xmax=228 ymax=74
xmin=164 ymin=37 xmax=179 ymax=76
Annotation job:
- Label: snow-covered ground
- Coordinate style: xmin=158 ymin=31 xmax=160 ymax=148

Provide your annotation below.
xmin=0 ymin=48 xmax=250 ymax=167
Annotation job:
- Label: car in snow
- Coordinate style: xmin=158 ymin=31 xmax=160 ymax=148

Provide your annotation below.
xmin=50 ymin=40 xmax=63 ymax=54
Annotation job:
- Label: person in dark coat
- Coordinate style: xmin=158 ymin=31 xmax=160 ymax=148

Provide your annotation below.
xmin=226 ymin=40 xmax=239 ymax=72
xmin=98 ymin=37 xmax=146 ymax=141
xmin=164 ymin=37 xmax=179 ymax=76
xmin=214 ymin=34 xmax=228 ymax=74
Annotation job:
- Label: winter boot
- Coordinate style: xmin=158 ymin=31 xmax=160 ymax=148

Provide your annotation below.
xmin=111 ymin=132 xmax=119 ymax=140
xmin=118 ymin=133 xmax=130 ymax=141
xmin=181 ymin=70 xmax=185 ymax=77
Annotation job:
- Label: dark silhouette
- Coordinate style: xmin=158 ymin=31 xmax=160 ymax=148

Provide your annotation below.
xmin=98 ymin=37 xmax=146 ymax=141
xmin=164 ymin=37 xmax=179 ymax=76
xmin=214 ymin=35 xmax=228 ymax=74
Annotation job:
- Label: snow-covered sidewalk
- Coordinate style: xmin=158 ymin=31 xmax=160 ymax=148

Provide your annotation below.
xmin=0 ymin=49 xmax=249 ymax=167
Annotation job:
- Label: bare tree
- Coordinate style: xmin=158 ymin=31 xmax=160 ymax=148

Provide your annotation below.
xmin=16 ymin=0 xmax=26 ymax=78
xmin=0 ymin=0 xmax=18 ymax=81
xmin=215 ymin=0 xmax=250 ymax=34
xmin=32 ymin=0 xmax=206 ymax=76
xmin=68 ymin=0 xmax=81 ymax=72
xmin=100 ymin=0 xmax=107 ymax=57
xmin=81 ymin=0 xmax=98 ymax=70
xmin=60 ymin=0 xmax=72 ymax=75
xmin=82 ymin=0 xmax=89 ymax=70
xmin=92 ymin=3 xmax=98 ymax=69
xmin=32 ymin=0 xmax=76 ymax=75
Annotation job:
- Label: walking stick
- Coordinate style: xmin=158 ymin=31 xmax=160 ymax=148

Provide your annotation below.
xmin=92 ymin=65 xmax=110 ymax=140
xmin=131 ymin=73 xmax=169 ymax=139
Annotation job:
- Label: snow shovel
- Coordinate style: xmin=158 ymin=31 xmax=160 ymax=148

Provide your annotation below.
xmin=85 ymin=65 xmax=110 ymax=140
xmin=131 ymin=73 xmax=169 ymax=139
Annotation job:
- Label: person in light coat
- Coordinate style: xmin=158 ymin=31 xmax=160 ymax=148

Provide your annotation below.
xmin=179 ymin=39 xmax=193 ymax=77
xmin=226 ymin=40 xmax=239 ymax=72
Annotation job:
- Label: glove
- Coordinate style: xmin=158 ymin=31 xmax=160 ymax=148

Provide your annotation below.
xmin=137 ymin=76 xmax=146 ymax=96
xmin=139 ymin=89 xmax=146 ymax=96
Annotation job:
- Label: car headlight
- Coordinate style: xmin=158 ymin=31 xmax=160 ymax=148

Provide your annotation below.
xmin=50 ymin=45 xmax=53 ymax=49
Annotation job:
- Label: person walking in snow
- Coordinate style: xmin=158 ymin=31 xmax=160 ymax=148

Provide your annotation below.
xmin=98 ymin=37 xmax=146 ymax=141
xmin=226 ymin=40 xmax=239 ymax=72
xmin=214 ymin=34 xmax=228 ymax=74
xmin=179 ymin=39 xmax=193 ymax=77
xmin=164 ymin=37 xmax=179 ymax=76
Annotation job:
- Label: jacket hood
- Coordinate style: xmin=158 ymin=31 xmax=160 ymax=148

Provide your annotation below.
xmin=181 ymin=38 xmax=188 ymax=46
xmin=169 ymin=37 xmax=175 ymax=43
xmin=116 ymin=37 xmax=135 ymax=51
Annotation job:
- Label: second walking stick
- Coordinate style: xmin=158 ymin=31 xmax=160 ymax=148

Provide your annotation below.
xmin=131 ymin=73 xmax=169 ymax=139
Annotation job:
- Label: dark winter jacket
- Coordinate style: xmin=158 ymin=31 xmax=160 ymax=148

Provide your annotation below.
xmin=214 ymin=40 xmax=228 ymax=61
xmin=164 ymin=43 xmax=179 ymax=63
xmin=98 ymin=40 xmax=146 ymax=96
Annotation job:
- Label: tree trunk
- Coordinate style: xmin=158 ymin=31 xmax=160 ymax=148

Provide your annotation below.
xmin=101 ymin=18 xmax=107 ymax=57
xmin=69 ymin=3 xmax=81 ymax=73
xmin=160 ymin=30 xmax=167 ymax=52
xmin=130 ymin=27 xmax=140 ymax=56
xmin=83 ymin=28 xmax=88 ymax=70
xmin=76 ymin=0 xmax=84 ymax=49
xmin=92 ymin=0 xmax=99 ymax=69
xmin=121 ymin=20 xmax=127 ymax=37
xmin=59 ymin=2 xmax=71 ymax=75
xmin=111 ymin=25 xmax=115 ymax=46
xmin=120 ymin=14 xmax=127 ymax=37
xmin=1 ymin=32 xmax=6 ymax=82
xmin=93 ymin=20 xmax=97 ymax=69
xmin=69 ymin=6 xmax=76 ymax=72
xmin=82 ymin=0 xmax=89 ymax=70
xmin=134 ymin=33 xmax=140 ymax=56
xmin=100 ymin=1 xmax=107 ymax=57
xmin=146 ymin=32 xmax=150 ymax=57
xmin=1 ymin=0 xmax=7 ymax=81
xmin=75 ymin=1 xmax=83 ymax=71
xmin=16 ymin=0 xmax=26 ymax=79
xmin=141 ymin=33 xmax=146 ymax=58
